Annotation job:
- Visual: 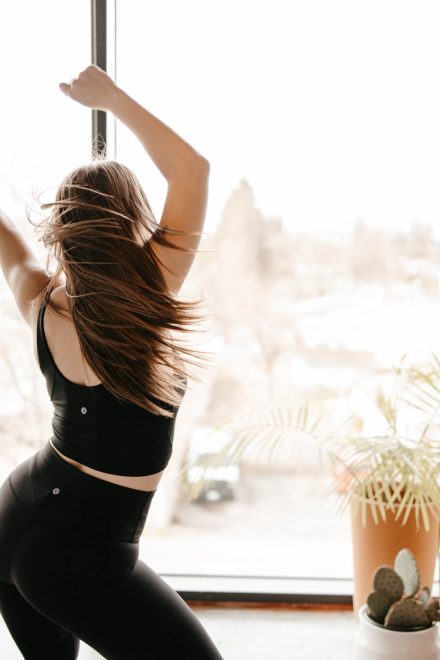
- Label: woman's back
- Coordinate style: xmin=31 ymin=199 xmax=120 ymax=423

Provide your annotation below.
xmin=35 ymin=285 xmax=102 ymax=387
xmin=33 ymin=285 xmax=181 ymax=492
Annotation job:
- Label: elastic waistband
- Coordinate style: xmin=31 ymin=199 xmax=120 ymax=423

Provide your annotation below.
xmin=8 ymin=441 xmax=156 ymax=542
xmin=45 ymin=440 xmax=156 ymax=504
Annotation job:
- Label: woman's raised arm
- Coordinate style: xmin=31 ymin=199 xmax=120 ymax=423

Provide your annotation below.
xmin=60 ymin=65 xmax=210 ymax=295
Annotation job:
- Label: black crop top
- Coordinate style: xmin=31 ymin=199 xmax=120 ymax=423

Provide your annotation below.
xmin=36 ymin=301 xmax=187 ymax=476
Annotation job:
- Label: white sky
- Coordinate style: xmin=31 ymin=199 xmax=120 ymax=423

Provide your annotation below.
xmin=1 ymin=0 xmax=439 ymax=240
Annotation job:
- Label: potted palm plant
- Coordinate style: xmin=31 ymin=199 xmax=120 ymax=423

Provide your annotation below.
xmin=329 ymin=355 xmax=440 ymax=615
xmin=180 ymin=354 xmax=440 ymax=617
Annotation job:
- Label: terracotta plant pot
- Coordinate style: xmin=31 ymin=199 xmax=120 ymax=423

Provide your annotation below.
xmin=350 ymin=496 xmax=440 ymax=617
xmin=353 ymin=604 xmax=440 ymax=660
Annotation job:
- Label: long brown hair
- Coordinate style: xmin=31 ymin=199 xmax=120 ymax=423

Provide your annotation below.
xmin=30 ymin=159 xmax=213 ymax=417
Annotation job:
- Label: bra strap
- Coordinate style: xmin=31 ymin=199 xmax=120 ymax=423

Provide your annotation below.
xmin=36 ymin=301 xmax=55 ymax=386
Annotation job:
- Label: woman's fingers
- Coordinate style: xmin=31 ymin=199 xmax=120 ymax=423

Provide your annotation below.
xmin=58 ymin=66 xmax=118 ymax=110
xmin=59 ymin=77 xmax=78 ymax=95
xmin=59 ymin=82 xmax=70 ymax=95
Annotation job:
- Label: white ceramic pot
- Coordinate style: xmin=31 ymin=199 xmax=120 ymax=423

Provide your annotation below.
xmin=352 ymin=604 xmax=440 ymax=660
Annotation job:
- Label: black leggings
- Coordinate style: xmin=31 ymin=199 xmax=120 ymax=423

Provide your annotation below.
xmin=0 ymin=441 xmax=224 ymax=659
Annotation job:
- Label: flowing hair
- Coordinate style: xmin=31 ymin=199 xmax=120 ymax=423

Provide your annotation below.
xmin=30 ymin=158 xmax=214 ymax=417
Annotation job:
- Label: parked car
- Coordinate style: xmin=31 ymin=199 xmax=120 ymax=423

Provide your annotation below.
xmin=185 ymin=427 xmax=241 ymax=503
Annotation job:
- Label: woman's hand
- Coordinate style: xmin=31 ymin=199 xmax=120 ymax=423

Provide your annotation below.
xmin=59 ymin=65 xmax=120 ymax=111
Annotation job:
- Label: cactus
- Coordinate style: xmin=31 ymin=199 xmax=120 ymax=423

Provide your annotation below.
xmin=385 ymin=599 xmax=431 ymax=628
xmin=373 ymin=566 xmax=404 ymax=601
xmin=366 ymin=548 xmax=440 ymax=631
xmin=420 ymin=586 xmax=431 ymax=605
xmin=394 ymin=548 xmax=420 ymax=596
xmin=366 ymin=591 xmax=393 ymax=623
xmin=426 ymin=598 xmax=440 ymax=621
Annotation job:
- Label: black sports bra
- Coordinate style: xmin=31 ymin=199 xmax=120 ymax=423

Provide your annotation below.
xmin=36 ymin=300 xmax=186 ymax=476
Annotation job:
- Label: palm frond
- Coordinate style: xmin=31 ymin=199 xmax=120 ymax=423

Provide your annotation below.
xmin=179 ymin=401 xmax=323 ymax=499
xmin=181 ymin=352 xmax=440 ymax=518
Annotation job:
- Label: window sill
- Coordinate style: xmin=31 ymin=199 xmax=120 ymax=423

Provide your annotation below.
xmin=160 ymin=574 xmax=355 ymax=604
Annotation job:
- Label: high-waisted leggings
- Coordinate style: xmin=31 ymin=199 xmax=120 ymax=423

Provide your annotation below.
xmin=0 ymin=441 xmax=224 ymax=659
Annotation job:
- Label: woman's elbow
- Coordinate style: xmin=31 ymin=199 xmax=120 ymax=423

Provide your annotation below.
xmin=194 ymin=154 xmax=210 ymax=174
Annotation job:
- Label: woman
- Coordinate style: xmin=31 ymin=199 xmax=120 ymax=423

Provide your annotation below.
xmin=0 ymin=65 xmax=223 ymax=659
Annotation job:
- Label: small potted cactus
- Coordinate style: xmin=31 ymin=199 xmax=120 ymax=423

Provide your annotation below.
xmin=353 ymin=548 xmax=440 ymax=660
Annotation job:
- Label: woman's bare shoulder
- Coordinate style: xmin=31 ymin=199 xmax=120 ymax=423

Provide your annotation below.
xmin=49 ymin=285 xmax=71 ymax=314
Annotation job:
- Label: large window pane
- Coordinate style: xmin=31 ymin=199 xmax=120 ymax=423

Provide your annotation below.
xmin=119 ymin=0 xmax=439 ymax=581
xmin=0 ymin=2 xmax=91 ymax=475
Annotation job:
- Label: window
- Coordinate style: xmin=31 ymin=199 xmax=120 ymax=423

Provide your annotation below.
xmin=114 ymin=0 xmax=440 ymax=593
xmin=2 ymin=0 xmax=439 ymax=602
xmin=0 ymin=2 xmax=90 ymax=474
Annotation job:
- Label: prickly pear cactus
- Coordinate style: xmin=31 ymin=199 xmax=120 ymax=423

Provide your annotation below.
xmin=365 ymin=548 xmax=440 ymax=632
xmin=384 ymin=598 xmax=431 ymax=629
xmin=373 ymin=566 xmax=404 ymax=601
xmin=419 ymin=586 xmax=431 ymax=606
xmin=366 ymin=591 xmax=393 ymax=623
xmin=426 ymin=598 xmax=440 ymax=621
xmin=394 ymin=548 xmax=420 ymax=596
